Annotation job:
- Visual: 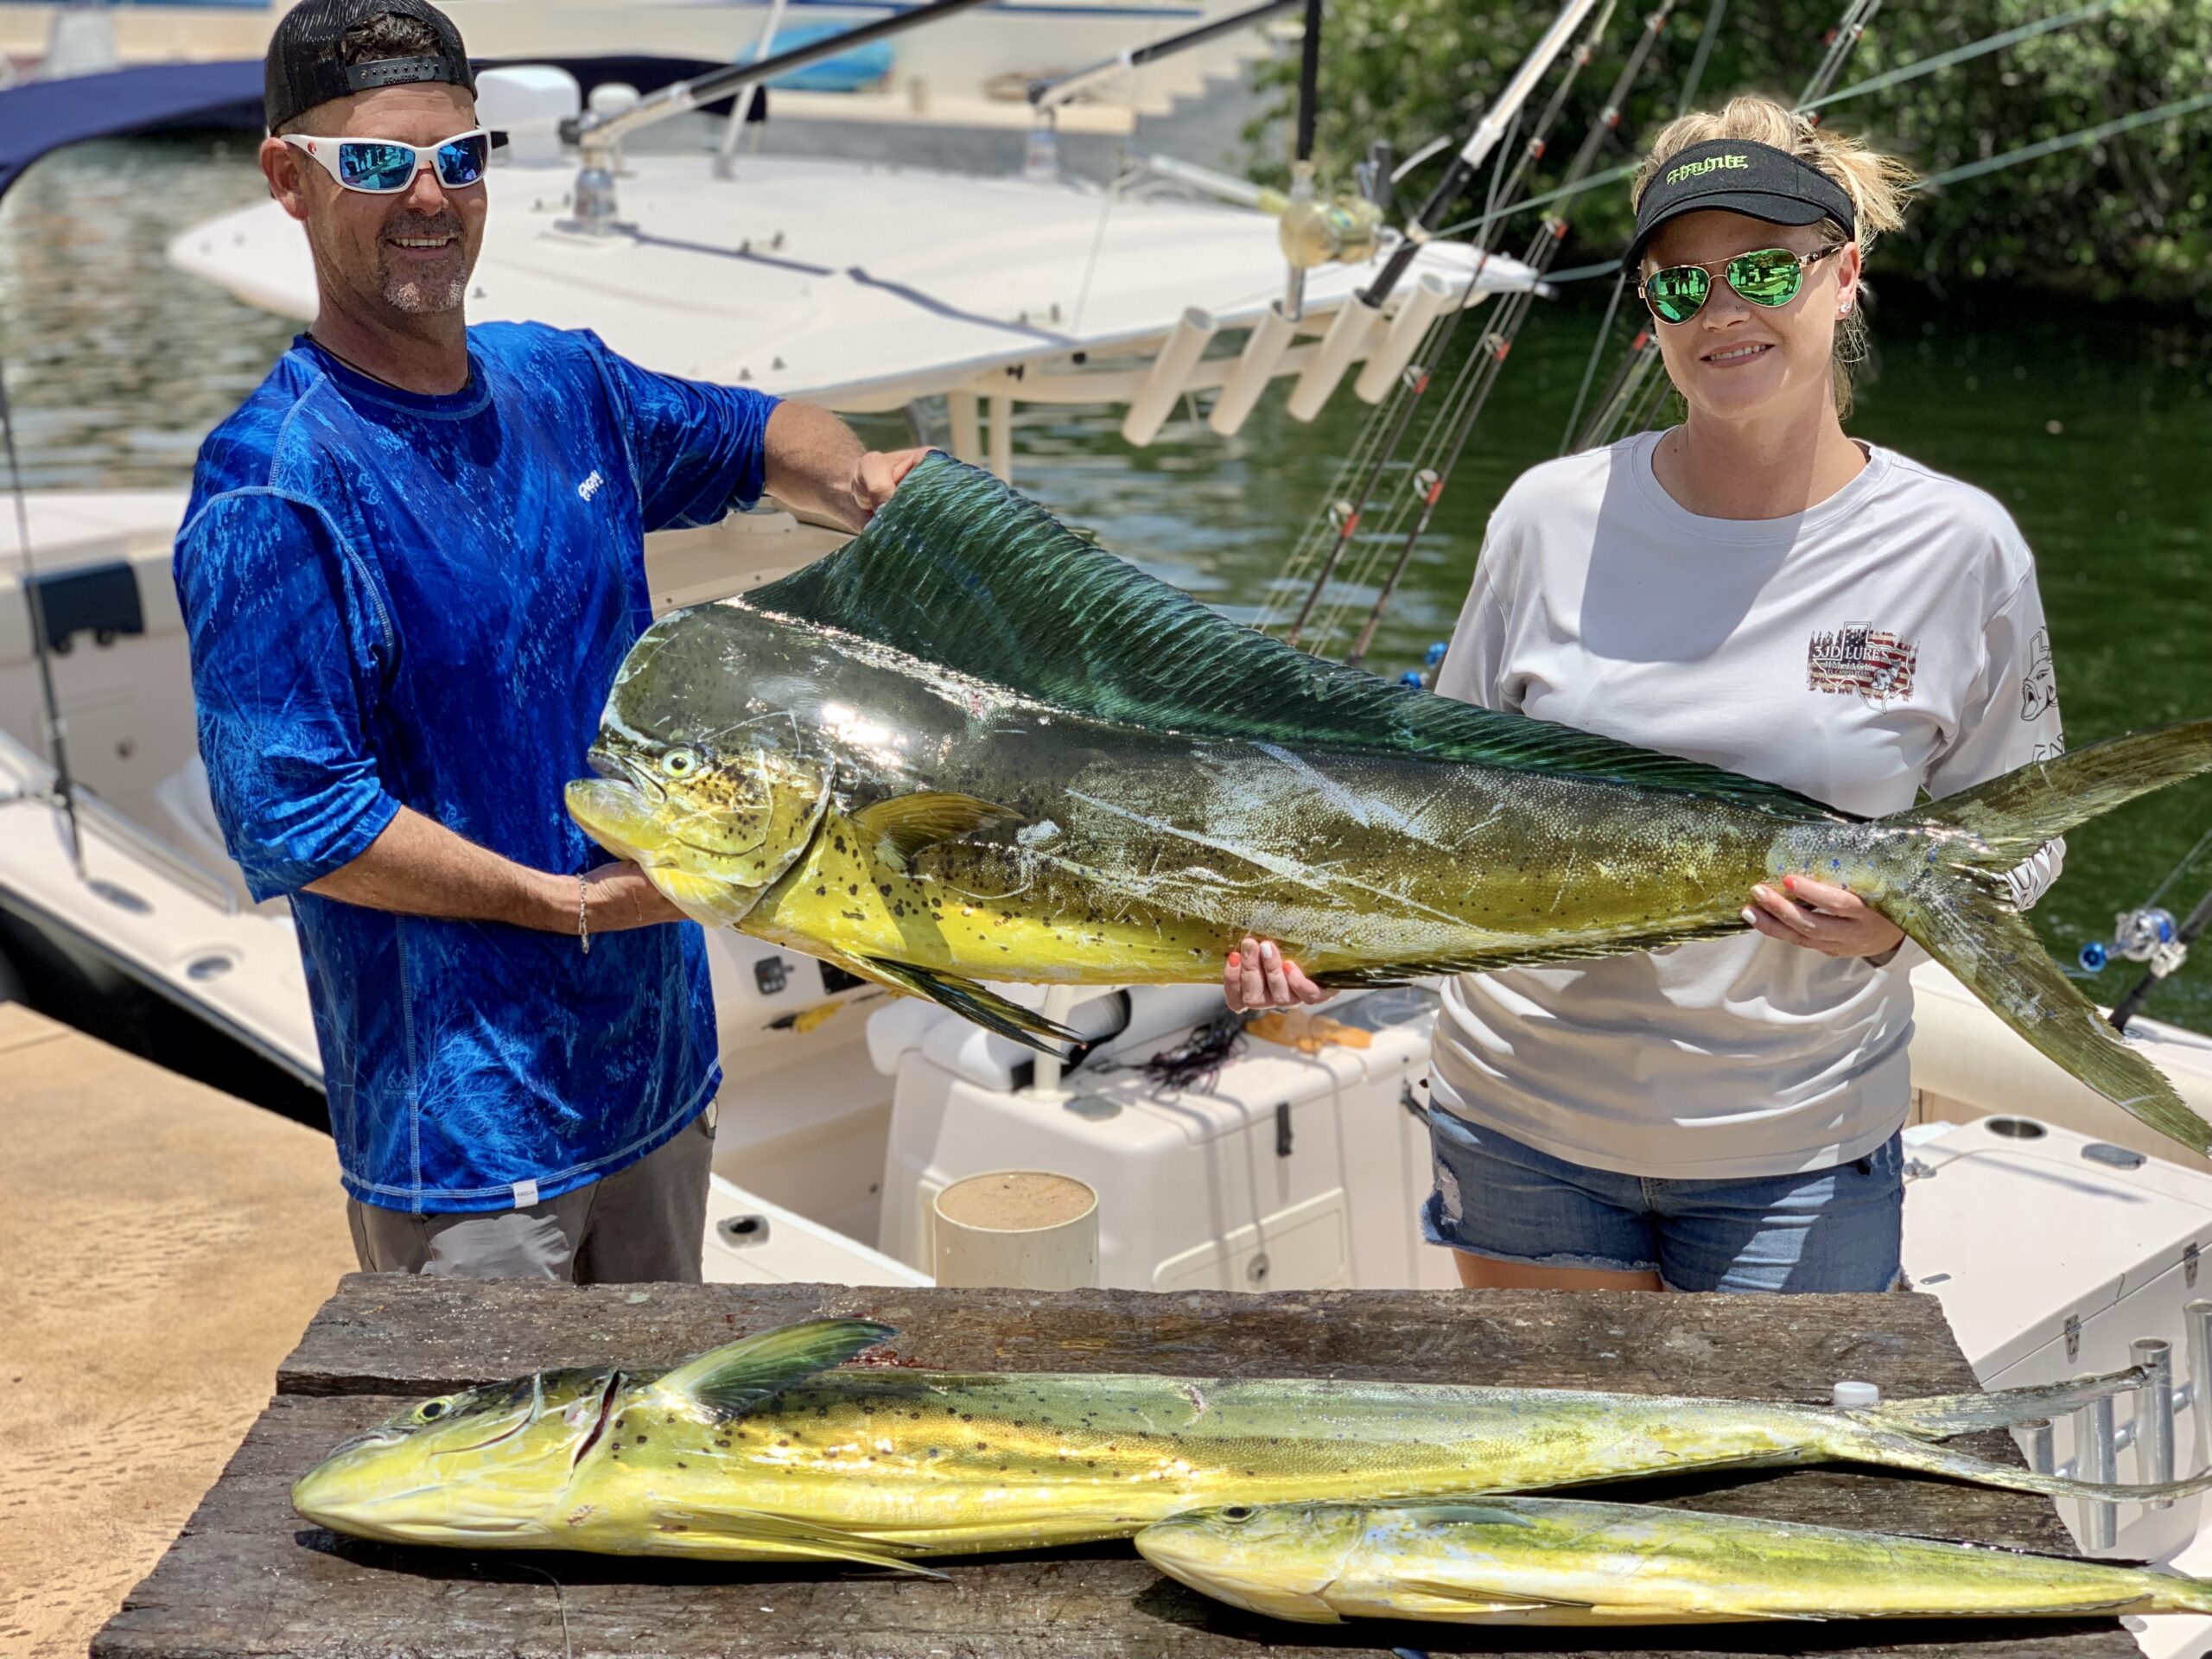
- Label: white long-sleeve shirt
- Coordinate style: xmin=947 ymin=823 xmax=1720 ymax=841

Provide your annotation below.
xmin=1427 ymin=431 xmax=2063 ymax=1179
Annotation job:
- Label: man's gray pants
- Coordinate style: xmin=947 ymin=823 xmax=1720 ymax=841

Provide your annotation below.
xmin=346 ymin=1110 xmax=714 ymax=1283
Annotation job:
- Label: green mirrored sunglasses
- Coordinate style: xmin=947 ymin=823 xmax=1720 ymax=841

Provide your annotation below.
xmin=1639 ymin=245 xmax=1840 ymax=325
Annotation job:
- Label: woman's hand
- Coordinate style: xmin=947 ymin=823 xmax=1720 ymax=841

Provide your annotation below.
xmin=1224 ymin=936 xmax=1334 ymax=1013
xmin=1743 ymin=874 xmax=1905 ymax=958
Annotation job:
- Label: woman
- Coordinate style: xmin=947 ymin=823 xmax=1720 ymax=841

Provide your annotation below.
xmin=1229 ymin=97 xmax=2062 ymax=1294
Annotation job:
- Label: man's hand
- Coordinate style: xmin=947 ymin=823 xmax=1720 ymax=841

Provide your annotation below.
xmin=1224 ymin=936 xmax=1334 ymax=1014
xmin=1743 ymin=874 xmax=1905 ymax=958
xmin=851 ymin=447 xmax=933 ymax=524
xmin=582 ymin=861 xmax=686 ymax=931
xmin=762 ymin=402 xmax=934 ymax=532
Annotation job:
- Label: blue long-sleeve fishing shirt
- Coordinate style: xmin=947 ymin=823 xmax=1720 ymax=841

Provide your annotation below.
xmin=175 ymin=322 xmax=779 ymax=1212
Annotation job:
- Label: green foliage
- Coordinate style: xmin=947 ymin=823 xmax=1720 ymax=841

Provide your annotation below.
xmin=1249 ymin=0 xmax=2211 ymax=302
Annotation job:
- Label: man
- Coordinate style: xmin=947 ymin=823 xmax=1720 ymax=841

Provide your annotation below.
xmin=175 ymin=0 xmax=926 ymax=1282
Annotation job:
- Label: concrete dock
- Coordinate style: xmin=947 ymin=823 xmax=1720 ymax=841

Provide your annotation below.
xmin=0 ymin=1007 xmax=353 ymax=1659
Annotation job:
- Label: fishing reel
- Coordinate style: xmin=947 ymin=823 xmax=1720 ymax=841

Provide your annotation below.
xmin=1397 ymin=642 xmax=1450 ymax=691
xmin=1274 ymin=145 xmax=1393 ymax=272
xmin=2078 ymin=906 xmax=2184 ymax=976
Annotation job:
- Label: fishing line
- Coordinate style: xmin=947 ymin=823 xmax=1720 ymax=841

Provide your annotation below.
xmin=1801 ymin=0 xmax=2121 ymax=114
xmin=1674 ymin=0 xmax=1727 ymax=114
xmin=0 ymin=346 xmax=84 ymax=875
xmin=1916 ymin=86 xmax=2212 ymax=191
xmin=505 ymin=1560 xmax=573 ymax=1659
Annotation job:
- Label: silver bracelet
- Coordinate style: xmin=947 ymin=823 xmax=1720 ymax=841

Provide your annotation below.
xmin=577 ymin=874 xmax=591 ymax=955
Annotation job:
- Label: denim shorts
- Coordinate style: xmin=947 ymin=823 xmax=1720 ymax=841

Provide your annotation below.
xmin=1419 ymin=1109 xmax=1904 ymax=1294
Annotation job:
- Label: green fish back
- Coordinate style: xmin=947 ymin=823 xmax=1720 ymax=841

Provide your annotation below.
xmin=750 ymin=455 xmax=1834 ymax=823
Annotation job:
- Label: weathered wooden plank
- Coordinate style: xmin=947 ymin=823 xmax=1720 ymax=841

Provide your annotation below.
xmin=94 ymin=1394 xmax=2135 ymax=1659
xmin=283 ymin=1276 xmax=1952 ymax=1402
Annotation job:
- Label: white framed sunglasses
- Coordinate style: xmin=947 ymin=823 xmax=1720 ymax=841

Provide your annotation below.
xmin=281 ymin=128 xmax=492 ymax=194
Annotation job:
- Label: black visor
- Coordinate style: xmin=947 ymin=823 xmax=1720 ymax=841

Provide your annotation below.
xmin=264 ymin=0 xmax=475 ymax=134
xmin=1624 ymin=138 xmax=1855 ymax=273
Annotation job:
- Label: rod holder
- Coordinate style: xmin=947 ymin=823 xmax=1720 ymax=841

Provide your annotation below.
xmin=933 ymin=1170 xmax=1098 ymax=1289
xmin=2134 ymin=1337 xmax=2177 ymax=1505
xmin=2079 ymin=1376 xmax=2119 ymax=1552
xmin=1352 ymin=273 xmax=1457 ymax=404
xmin=1122 ymin=308 xmax=1217 ymax=448
xmin=1287 ymin=297 xmax=1381 ymax=423
xmin=2189 ymin=1299 xmax=2212 ymax=1473
xmin=1208 ymin=302 xmax=1300 ymax=436
xmin=2022 ymin=1418 xmax=2056 ymax=1477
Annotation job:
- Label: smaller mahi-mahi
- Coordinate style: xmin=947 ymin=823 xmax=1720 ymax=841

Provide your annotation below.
xmin=1135 ymin=1495 xmax=2212 ymax=1624
xmin=292 ymin=1318 xmax=2212 ymax=1563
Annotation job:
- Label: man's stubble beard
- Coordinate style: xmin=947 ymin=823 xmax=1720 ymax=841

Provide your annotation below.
xmin=376 ymin=209 xmax=472 ymax=315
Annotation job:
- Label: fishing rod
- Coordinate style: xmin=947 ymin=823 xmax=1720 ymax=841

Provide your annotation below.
xmin=1338 ymin=0 xmax=1687 ymax=667
xmin=1029 ymin=0 xmax=1305 ymax=113
xmin=1274 ymin=0 xmax=1622 ymax=646
xmin=1280 ymin=0 xmax=1327 ymax=321
xmin=563 ymin=0 xmax=996 ymax=229
xmin=1798 ymin=0 xmax=1885 ymax=113
xmin=2109 ymin=884 xmax=2212 ymax=1035
xmin=0 ymin=357 xmax=84 ymax=877
xmin=1351 ymin=0 xmax=1607 ymax=315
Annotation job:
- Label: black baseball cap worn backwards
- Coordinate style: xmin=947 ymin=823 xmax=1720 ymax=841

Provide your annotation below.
xmin=264 ymin=0 xmax=475 ymax=134
xmin=1624 ymin=138 xmax=1856 ymax=272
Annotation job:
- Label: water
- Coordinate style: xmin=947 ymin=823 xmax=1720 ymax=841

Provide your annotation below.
xmin=8 ymin=134 xmax=2212 ymax=1031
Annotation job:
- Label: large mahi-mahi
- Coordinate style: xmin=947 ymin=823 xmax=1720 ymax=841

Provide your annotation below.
xmin=568 ymin=454 xmax=2212 ymax=1154
xmin=291 ymin=1318 xmax=2212 ymax=1563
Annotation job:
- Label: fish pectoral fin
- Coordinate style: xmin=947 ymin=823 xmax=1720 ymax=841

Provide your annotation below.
xmin=852 ymin=791 xmax=1022 ymax=873
xmin=646 ymin=865 xmax=758 ymax=927
xmin=654 ymin=1318 xmax=895 ymax=1421
xmin=863 ymin=957 xmax=1081 ymax=1052
xmin=650 ymin=1504 xmax=946 ymax=1578
xmin=1391 ymin=1578 xmax=1595 ymax=1612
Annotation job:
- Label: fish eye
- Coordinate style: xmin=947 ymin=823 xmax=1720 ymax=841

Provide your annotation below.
xmin=1219 ymin=1505 xmax=1254 ymax=1523
xmin=416 ymin=1398 xmax=452 ymax=1423
xmin=661 ymin=749 xmax=698 ymax=778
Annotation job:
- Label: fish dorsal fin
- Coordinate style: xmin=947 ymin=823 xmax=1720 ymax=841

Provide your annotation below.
xmin=655 ymin=1318 xmax=893 ymax=1420
xmin=852 ymin=791 xmax=1022 ymax=872
xmin=750 ymin=454 xmax=1831 ymax=823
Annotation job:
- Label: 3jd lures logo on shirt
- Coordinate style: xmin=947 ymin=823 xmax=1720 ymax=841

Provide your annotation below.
xmin=1807 ymin=623 xmax=1918 ymax=707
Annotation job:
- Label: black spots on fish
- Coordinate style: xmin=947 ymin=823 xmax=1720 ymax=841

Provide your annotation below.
xmin=909 ymin=1411 xmax=923 ymax=1421
xmin=926 ymin=1446 xmax=944 ymax=1459
xmin=634 ymin=1433 xmax=649 ymax=1444
xmin=1084 ymin=1459 xmax=1097 ymax=1468
xmin=816 ymin=886 xmax=826 ymax=897
xmin=975 ymin=1440 xmax=988 ymax=1452
xmin=777 ymin=1439 xmax=791 ymax=1448
xmin=960 ymin=1413 xmax=974 ymax=1422
xmin=676 ymin=1460 xmax=689 ymax=1470
xmin=833 ymin=835 xmax=848 ymax=854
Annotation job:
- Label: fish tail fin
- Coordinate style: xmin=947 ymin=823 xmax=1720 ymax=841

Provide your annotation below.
xmin=1865 ymin=1365 xmax=2148 ymax=1440
xmin=1872 ymin=721 xmax=2212 ymax=1157
xmin=2158 ymin=1575 xmax=2212 ymax=1616
xmin=1912 ymin=719 xmax=2212 ymax=855
xmin=1832 ymin=1424 xmax=2212 ymax=1503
